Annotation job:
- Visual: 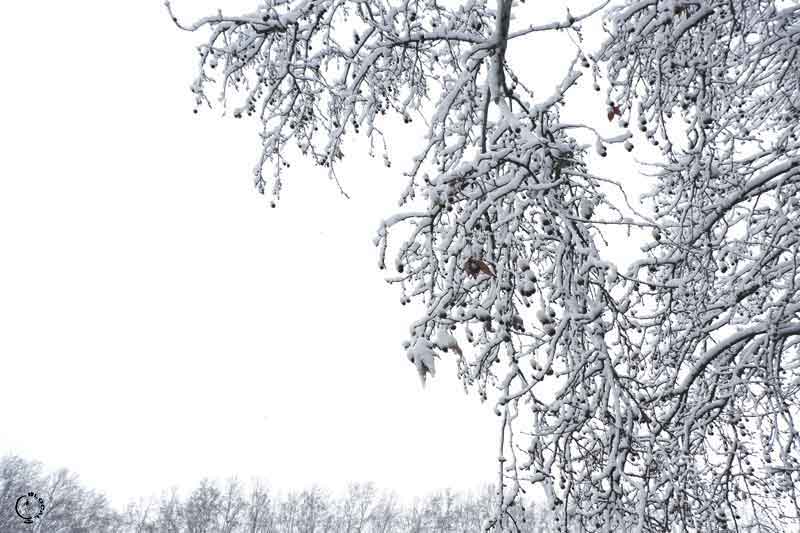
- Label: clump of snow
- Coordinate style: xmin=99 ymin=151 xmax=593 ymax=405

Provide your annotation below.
xmin=406 ymin=338 xmax=436 ymax=386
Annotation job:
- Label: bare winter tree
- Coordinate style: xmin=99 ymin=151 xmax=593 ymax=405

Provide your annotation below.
xmin=275 ymin=489 xmax=301 ymax=531
xmin=215 ymin=478 xmax=246 ymax=533
xmin=366 ymin=489 xmax=401 ymax=533
xmin=0 ymin=455 xmax=46 ymax=532
xmin=167 ymin=0 xmax=800 ymax=530
xmin=401 ymin=496 xmax=426 ymax=533
xmin=155 ymin=487 xmax=185 ymax=533
xmin=0 ymin=455 xmax=127 ymax=533
xmin=185 ymin=478 xmax=222 ymax=533
xmin=244 ymin=479 xmax=275 ymax=532
xmin=421 ymin=489 xmax=457 ymax=532
xmin=121 ymin=498 xmax=158 ymax=533
xmin=31 ymin=467 xmax=121 ymax=533
xmin=293 ymin=485 xmax=331 ymax=532
xmin=338 ymin=482 xmax=376 ymax=532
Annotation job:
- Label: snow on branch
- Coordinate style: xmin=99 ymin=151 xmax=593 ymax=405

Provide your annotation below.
xmin=170 ymin=0 xmax=800 ymax=530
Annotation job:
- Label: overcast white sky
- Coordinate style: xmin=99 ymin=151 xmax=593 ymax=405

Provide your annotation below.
xmin=0 ymin=0 xmax=648 ymax=509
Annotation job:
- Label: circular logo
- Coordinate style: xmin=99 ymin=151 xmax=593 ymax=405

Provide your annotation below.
xmin=15 ymin=492 xmax=45 ymax=524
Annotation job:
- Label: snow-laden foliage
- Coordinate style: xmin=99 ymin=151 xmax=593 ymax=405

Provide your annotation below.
xmin=168 ymin=0 xmax=800 ymax=530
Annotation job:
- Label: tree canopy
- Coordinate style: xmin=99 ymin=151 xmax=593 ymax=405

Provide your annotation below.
xmin=168 ymin=0 xmax=800 ymax=531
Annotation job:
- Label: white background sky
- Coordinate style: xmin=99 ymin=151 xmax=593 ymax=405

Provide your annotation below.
xmin=0 ymin=0 xmax=648 ymax=509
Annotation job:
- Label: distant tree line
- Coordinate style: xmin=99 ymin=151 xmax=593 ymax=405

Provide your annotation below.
xmin=0 ymin=454 xmax=556 ymax=532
